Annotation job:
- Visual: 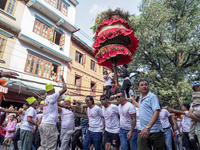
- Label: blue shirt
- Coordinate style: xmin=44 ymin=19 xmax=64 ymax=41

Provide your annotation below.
xmin=139 ymin=91 xmax=163 ymax=133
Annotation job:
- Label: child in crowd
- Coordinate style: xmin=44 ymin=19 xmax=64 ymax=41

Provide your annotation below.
xmin=189 ymin=81 xmax=200 ymax=140
xmin=3 ymin=115 xmax=17 ymax=150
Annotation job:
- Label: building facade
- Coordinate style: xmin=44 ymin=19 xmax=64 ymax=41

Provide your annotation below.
xmin=67 ymin=34 xmax=112 ymax=102
xmin=0 ymin=0 xmax=79 ymax=107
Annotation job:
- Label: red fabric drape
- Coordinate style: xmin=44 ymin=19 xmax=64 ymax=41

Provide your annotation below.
xmin=96 ymin=45 xmax=133 ymax=67
xmin=93 ymin=28 xmax=138 ymax=56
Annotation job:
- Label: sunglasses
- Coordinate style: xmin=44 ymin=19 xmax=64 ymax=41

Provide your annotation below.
xmin=116 ymin=96 xmax=122 ymax=99
xmin=100 ymin=98 xmax=106 ymax=101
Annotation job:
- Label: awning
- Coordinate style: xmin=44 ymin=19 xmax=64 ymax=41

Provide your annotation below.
xmin=5 ymin=80 xmax=46 ymax=96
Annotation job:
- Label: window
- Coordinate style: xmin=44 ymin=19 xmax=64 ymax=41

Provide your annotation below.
xmin=90 ymin=82 xmax=96 ymax=96
xmin=75 ymin=51 xmax=83 ymax=64
xmin=54 ymin=31 xmax=61 ymax=45
xmin=33 ymin=20 xmax=49 ymax=38
xmin=62 ymin=4 xmax=68 ymax=16
xmin=43 ymin=61 xmax=51 ymax=78
xmin=56 ymin=0 xmax=62 ymax=11
xmin=25 ymin=54 xmax=51 ymax=78
xmin=75 ymin=75 xmax=81 ymax=94
xmin=25 ymin=53 xmax=64 ymax=81
xmin=90 ymin=60 xmax=96 ymax=71
xmin=49 ymin=0 xmax=56 ymax=7
xmin=33 ymin=20 xmax=65 ymax=46
xmin=0 ymin=35 xmax=7 ymax=58
xmin=56 ymin=65 xmax=64 ymax=81
xmin=45 ymin=0 xmax=68 ymax=16
xmin=41 ymin=24 xmax=49 ymax=39
xmin=0 ymin=0 xmax=17 ymax=15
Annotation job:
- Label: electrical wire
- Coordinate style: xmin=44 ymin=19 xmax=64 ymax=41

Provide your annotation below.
xmin=0 ymin=66 xmax=104 ymax=94
xmin=0 ymin=61 xmax=105 ymax=91
xmin=0 ymin=45 xmax=106 ymax=89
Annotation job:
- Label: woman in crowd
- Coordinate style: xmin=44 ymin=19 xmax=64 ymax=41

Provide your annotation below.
xmin=3 ymin=115 xmax=17 ymax=150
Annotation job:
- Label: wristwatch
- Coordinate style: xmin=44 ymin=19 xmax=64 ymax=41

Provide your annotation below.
xmin=146 ymin=126 xmax=151 ymax=131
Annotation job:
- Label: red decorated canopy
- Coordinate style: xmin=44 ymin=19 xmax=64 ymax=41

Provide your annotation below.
xmin=93 ymin=16 xmax=139 ymax=67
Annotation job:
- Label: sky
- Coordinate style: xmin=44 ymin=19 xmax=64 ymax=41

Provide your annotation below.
xmin=74 ymin=0 xmax=142 ymax=46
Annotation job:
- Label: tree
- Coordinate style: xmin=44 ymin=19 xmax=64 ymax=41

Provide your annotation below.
xmin=129 ymin=0 xmax=200 ymax=107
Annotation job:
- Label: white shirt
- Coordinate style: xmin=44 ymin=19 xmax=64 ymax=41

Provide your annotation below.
xmin=125 ymin=89 xmax=134 ymax=99
xmin=20 ymin=106 xmax=39 ymax=131
xmin=60 ymin=108 xmax=75 ymax=129
xmin=136 ymin=107 xmax=140 ymax=129
xmin=175 ymin=120 xmax=182 ymax=135
xmin=182 ymin=111 xmax=191 ymax=132
xmin=36 ymin=114 xmax=43 ymax=121
xmin=88 ymin=105 xmax=104 ymax=132
xmin=102 ymin=104 xmax=120 ymax=133
xmin=20 ymin=111 xmax=26 ymax=128
xmin=159 ymin=109 xmax=171 ymax=129
xmin=41 ymin=92 xmax=60 ymax=125
xmin=103 ymin=75 xmax=112 ymax=86
xmin=118 ymin=102 xmax=136 ymax=130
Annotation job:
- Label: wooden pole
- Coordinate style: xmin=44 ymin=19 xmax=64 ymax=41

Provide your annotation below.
xmin=113 ymin=64 xmax=119 ymax=87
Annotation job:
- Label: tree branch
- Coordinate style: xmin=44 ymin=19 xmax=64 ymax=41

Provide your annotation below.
xmin=183 ymin=55 xmax=200 ymax=68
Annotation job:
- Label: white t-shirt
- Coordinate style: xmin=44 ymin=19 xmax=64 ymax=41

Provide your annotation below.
xmin=182 ymin=111 xmax=191 ymax=132
xmin=20 ymin=111 xmax=26 ymax=127
xmin=118 ymin=102 xmax=136 ymax=130
xmin=20 ymin=106 xmax=39 ymax=131
xmin=36 ymin=114 xmax=43 ymax=121
xmin=102 ymin=104 xmax=120 ymax=133
xmin=125 ymin=89 xmax=134 ymax=99
xmin=175 ymin=120 xmax=182 ymax=135
xmin=103 ymin=75 xmax=112 ymax=86
xmin=60 ymin=108 xmax=75 ymax=129
xmin=136 ymin=107 xmax=140 ymax=130
xmin=41 ymin=92 xmax=60 ymax=125
xmin=159 ymin=109 xmax=171 ymax=129
xmin=87 ymin=105 xmax=104 ymax=132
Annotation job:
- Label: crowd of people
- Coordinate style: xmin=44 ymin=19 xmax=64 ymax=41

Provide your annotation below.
xmin=0 ymin=70 xmax=200 ymax=150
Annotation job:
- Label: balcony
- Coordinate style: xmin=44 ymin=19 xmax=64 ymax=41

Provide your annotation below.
xmin=18 ymin=33 xmax=72 ymax=62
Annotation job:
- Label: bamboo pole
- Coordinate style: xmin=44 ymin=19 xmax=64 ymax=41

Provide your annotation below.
xmin=70 ymin=98 xmax=133 ymax=118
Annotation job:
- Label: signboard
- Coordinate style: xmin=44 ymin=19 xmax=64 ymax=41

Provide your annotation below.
xmin=0 ymin=86 xmax=8 ymax=93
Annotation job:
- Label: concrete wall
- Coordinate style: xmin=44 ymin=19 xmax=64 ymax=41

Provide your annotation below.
xmin=0 ymin=1 xmax=25 ymax=68
xmin=38 ymin=0 xmax=76 ymax=25
xmin=7 ymin=0 xmax=77 ymax=91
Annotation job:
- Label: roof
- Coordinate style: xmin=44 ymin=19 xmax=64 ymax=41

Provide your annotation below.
xmin=71 ymin=34 xmax=94 ymax=56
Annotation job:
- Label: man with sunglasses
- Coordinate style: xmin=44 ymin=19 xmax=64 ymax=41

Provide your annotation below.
xmin=117 ymin=91 xmax=137 ymax=150
xmin=83 ymin=96 xmax=104 ymax=150
xmin=100 ymin=95 xmax=120 ymax=150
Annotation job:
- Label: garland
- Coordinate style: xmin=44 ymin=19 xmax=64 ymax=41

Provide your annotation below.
xmin=91 ymin=8 xmax=131 ymax=34
xmin=95 ymin=45 xmax=132 ymax=59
